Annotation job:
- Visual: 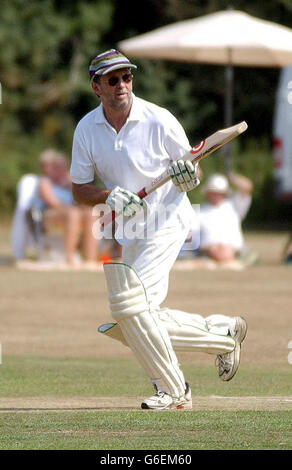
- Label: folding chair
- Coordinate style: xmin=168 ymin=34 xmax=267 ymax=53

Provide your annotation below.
xmin=11 ymin=174 xmax=41 ymax=259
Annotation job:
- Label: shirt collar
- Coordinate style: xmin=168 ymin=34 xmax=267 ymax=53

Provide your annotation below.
xmin=94 ymin=93 xmax=144 ymax=125
xmin=127 ymin=94 xmax=145 ymax=122
xmin=94 ymin=103 xmax=107 ymax=124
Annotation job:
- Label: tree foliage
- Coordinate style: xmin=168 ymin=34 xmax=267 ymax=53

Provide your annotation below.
xmin=1 ymin=0 xmax=292 ymax=218
xmin=0 ymin=0 xmax=114 ymax=146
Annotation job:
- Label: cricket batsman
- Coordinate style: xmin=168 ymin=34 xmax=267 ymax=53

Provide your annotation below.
xmin=70 ymin=49 xmax=248 ymax=410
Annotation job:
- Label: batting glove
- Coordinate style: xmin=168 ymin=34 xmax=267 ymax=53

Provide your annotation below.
xmin=170 ymin=160 xmax=200 ymax=193
xmin=106 ymin=186 xmax=145 ymax=217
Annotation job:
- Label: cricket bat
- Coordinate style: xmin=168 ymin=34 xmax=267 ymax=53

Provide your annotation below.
xmin=101 ymin=121 xmax=248 ymax=227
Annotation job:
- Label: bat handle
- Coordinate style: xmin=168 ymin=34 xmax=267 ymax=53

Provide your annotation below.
xmin=101 ymin=188 xmax=147 ymax=228
xmin=137 ymin=188 xmax=147 ymax=199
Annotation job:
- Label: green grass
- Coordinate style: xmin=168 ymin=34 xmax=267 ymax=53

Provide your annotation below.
xmin=1 ymin=227 xmax=291 ymax=451
xmin=0 ymin=410 xmax=290 ymax=450
xmin=0 ymin=355 xmax=291 ymax=397
xmin=0 ymin=356 xmax=291 ymax=449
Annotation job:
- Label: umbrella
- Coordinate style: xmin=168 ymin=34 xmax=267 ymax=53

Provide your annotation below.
xmin=118 ymin=10 xmax=292 ymax=170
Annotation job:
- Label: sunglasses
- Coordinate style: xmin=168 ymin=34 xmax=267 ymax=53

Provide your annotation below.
xmin=106 ymin=73 xmax=133 ymax=87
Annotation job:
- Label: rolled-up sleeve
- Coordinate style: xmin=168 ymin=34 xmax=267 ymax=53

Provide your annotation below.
xmin=163 ymin=111 xmax=191 ymax=161
xmin=70 ymin=125 xmax=95 ymax=184
xmin=231 ymin=192 xmax=252 ymax=220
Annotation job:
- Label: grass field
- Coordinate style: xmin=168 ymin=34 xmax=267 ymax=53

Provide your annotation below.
xmin=0 ymin=223 xmax=291 ymax=450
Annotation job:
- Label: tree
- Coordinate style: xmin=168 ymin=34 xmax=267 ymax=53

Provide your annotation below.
xmin=1 ymin=0 xmax=291 ymax=217
xmin=0 ymin=0 xmax=114 ymax=148
xmin=0 ymin=0 xmax=114 ymax=211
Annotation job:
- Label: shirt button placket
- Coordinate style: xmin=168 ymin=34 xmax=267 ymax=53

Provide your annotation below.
xmin=115 ymin=138 xmax=123 ymax=151
xmin=115 ymin=129 xmax=124 ymax=151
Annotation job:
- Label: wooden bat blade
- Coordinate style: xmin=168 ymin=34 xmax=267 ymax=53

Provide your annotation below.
xmin=190 ymin=121 xmax=248 ymax=165
xmin=192 ymin=121 xmax=248 ymax=162
xmin=142 ymin=121 xmax=248 ymax=196
xmin=101 ymin=121 xmax=248 ymax=227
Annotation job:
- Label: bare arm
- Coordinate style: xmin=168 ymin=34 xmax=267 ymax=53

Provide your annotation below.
xmin=227 ymin=172 xmax=253 ymax=196
xmin=72 ymin=181 xmax=111 ymax=206
xmin=60 ymin=170 xmax=72 ymax=190
xmin=38 ymin=178 xmax=65 ymax=208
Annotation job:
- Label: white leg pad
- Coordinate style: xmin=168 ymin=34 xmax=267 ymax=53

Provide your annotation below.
xmin=158 ymin=309 xmax=235 ymax=354
xmin=99 ymin=309 xmax=235 ymax=355
xmin=103 ymin=262 xmax=186 ymax=398
xmin=98 ymin=322 xmax=129 ymax=347
xmin=205 ymin=314 xmax=236 ymax=336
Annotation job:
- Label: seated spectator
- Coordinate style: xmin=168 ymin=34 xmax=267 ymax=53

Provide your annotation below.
xmin=35 ymin=149 xmax=99 ymax=265
xmin=198 ymin=172 xmax=253 ymax=262
xmin=178 ymin=172 xmax=255 ymax=268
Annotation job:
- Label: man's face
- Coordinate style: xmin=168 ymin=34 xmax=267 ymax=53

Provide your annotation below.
xmin=91 ymin=68 xmax=133 ymax=111
xmin=50 ymin=160 xmax=68 ymax=183
xmin=206 ymin=191 xmax=226 ymax=206
xmin=41 ymin=162 xmax=54 ymax=178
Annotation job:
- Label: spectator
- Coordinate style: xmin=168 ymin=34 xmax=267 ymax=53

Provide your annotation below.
xmin=35 ymin=149 xmax=99 ymax=265
xmin=178 ymin=172 xmax=255 ymax=268
xmin=198 ymin=172 xmax=253 ymax=262
xmin=11 ymin=150 xmax=59 ymax=261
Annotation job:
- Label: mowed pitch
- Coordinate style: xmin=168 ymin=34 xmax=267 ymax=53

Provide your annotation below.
xmin=0 ymin=230 xmax=291 ymax=449
xmin=0 ymin=395 xmax=291 ymax=413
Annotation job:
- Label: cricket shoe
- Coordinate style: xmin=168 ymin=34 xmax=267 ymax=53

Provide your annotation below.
xmin=141 ymin=382 xmax=192 ymax=410
xmin=230 ymin=316 xmax=248 ymax=344
xmin=216 ymin=316 xmax=248 ymax=382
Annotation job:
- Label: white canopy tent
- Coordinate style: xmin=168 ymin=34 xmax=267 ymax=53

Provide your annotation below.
xmin=118 ymin=10 xmax=292 ymax=169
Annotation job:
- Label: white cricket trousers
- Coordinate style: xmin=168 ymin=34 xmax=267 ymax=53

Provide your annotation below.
xmin=102 ymin=222 xmax=236 ymax=398
xmin=122 ymin=223 xmax=236 ymax=344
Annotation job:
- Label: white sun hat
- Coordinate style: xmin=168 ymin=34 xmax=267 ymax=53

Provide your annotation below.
xmin=202 ymin=174 xmax=229 ymax=194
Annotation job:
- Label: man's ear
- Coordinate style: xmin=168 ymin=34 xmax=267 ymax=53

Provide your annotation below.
xmin=91 ymin=81 xmax=101 ymax=98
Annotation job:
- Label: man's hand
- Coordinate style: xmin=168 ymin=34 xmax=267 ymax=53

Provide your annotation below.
xmin=227 ymin=172 xmax=253 ymax=195
xmin=106 ymin=186 xmax=144 ymax=217
xmin=170 ymin=160 xmax=200 ymax=193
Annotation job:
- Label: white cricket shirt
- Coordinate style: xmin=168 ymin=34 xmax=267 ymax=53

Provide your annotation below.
xmin=198 ymin=192 xmax=252 ymax=250
xmin=71 ymin=94 xmax=194 ymax=243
